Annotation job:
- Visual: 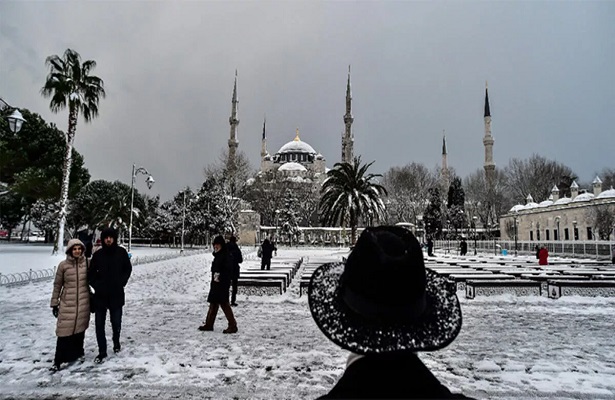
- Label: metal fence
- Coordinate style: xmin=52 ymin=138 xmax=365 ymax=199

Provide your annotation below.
xmin=435 ymin=239 xmax=615 ymax=260
xmin=0 ymin=248 xmax=209 ymax=288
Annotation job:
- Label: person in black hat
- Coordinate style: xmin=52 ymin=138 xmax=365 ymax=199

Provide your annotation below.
xmin=199 ymin=235 xmax=238 ymax=333
xmin=88 ymin=227 xmax=132 ymax=364
xmin=308 ymin=226 xmax=472 ymax=399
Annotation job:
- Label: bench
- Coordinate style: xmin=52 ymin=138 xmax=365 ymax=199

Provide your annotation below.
xmin=448 ymin=274 xmax=515 ymax=291
xmin=547 ymin=280 xmax=615 ymax=299
xmin=237 ymin=278 xmax=286 ymax=296
xmin=465 ymin=279 xmax=542 ymax=299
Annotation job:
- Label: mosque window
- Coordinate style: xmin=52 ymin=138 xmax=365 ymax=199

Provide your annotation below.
xmin=564 ymin=228 xmax=569 ymax=240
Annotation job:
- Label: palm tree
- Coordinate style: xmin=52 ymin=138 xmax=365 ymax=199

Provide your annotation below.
xmin=319 ymin=156 xmax=388 ymax=245
xmin=41 ymin=49 xmax=105 ymax=254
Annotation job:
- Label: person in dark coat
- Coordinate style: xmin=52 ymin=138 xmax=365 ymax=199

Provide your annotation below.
xmin=260 ymin=238 xmax=276 ymax=270
xmin=226 ymin=235 xmax=243 ymax=306
xmin=535 ymin=244 xmax=540 ymax=259
xmin=308 ymin=226 xmax=473 ymax=399
xmin=198 ymin=235 xmax=238 ymax=333
xmin=88 ymin=227 xmax=132 ymax=363
xmin=459 ymin=238 xmax=468 ymax=256
xmin=427 ymin=237 xmax=434 ymax=257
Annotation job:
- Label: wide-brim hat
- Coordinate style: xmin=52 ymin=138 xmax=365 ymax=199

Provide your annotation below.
xmin=308 ymin=226 xmax=462 ymax=355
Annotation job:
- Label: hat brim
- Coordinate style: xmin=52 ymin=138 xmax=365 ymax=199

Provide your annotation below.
xmin=308 ymin=262 xmax=462 ymax=354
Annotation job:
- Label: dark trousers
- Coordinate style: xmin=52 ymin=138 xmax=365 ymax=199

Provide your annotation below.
xmin=54 ymin=331 xmax=85 ymax=365
xmin=261 ymin=258 xmax=271 ymax=270
xmin=231 ymin=278 xmax=238 ymax=304
xmin=95 ymin=307 xmax=122 ymax=356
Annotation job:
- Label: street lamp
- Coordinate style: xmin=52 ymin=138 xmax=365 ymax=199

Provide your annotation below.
xmin=181 ymin=189 xmax=186 ymax=253
xmin=472 ymin=216 xmax=478 ymax=255
xmin=1 ymin=102 xmax=26 ymax=196
xmin=274 ymin=209 xmax=280 ymax=243
xmin=513 ymin=211 xmax=519 ymax=257
xmin=446 ymin=219 xmax=450 ymax=254
xmin=128 ymin=163 xmax=154 ymax=253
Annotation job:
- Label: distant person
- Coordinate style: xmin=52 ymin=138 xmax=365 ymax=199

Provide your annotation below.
xmin=459 ymin=238 xmax=468 ymax=256
xmin=538 ymin=245 xmax=549 ymax=266
xmin=199 ymin=235 xmax=238 ymax=333
xmin=534 ymin=244 xmax=540 ymax=259
xmin=260 ymin=237 xmax=277 ymax=271
xmin=308 ymin=226 xmax=472 ymax=399
xmin=427 ymin=237 xmax=434 ymax=257
xmin=49 ymin=239 xmax=91 ymax=372
xmin=89 ymin=227 xmax=132 ymax=364
xmin=226 ymin=235 xmax=243 ymax=307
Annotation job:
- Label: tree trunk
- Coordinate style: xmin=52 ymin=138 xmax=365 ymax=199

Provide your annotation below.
xmin=53 ymin=105 xmax=78 ymax=255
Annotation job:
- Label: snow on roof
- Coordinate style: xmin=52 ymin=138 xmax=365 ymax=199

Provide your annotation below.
xmin=538 ymin=200 xmax=553 ymax=208
xmin=277 ymin=140 xmax=316 ymax=154
xmin=278 ymin=162 xmax=307 ymax=172
xmin=572 ymin=193 xmax=595 ymax=202
xmin=509 ymin=204 xmax=525 ymax=213
xmin=551 ymin=185 xmax=559 ymax=192
xmin=570 ymin=180 xmax=579 ymax=189
xmin=523 ymin=202 xmax=539 ymax=210
xmin=593 ymin=176 xmax=602 ymax=184
xmin=553 ymin=196 xmax=571 ymax=205
xmin=286 ymin=176 xmax=305 ymax=182
xmin=596 ymin=187 xmax=615 ymax=199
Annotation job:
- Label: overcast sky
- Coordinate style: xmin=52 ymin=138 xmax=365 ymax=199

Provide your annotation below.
xmin=1 ymin=1 xmax=614 ymax=201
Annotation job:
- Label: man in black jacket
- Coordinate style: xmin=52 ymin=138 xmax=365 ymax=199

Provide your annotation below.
xmin=88 ymin=227 xmax=132 ymax=363
xmin=260 ymin=238 xmax=276 ymax=270
xmin=226 ymin=235 xmax=243 ymax=306
xmin=308 ymin=226 xmax=473 ymax=399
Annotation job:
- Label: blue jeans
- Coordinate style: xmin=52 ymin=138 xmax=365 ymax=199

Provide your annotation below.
xmin=95 ymin=307 xmax=122 ymax=356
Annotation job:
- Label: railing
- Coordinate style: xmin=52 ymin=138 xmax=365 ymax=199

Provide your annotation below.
xmin=435 ymin=239 xmax=615 ymax=260
xmin=0 ymin=248 xmax=209 ymax=287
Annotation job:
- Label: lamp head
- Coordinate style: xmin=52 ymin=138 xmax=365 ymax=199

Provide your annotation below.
xmin=146 ymin=175 xmax=155 ymax=189
xmin=7 ymin=109 xmax=26 ymax=133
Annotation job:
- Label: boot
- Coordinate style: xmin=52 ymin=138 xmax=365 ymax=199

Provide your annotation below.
xmin=198 ymin=304 xmax=218 ymax=331
xmin=220 ymin=303 xmax=238 ymax=334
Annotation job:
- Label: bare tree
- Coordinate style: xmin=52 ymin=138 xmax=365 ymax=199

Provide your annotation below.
xmin=586 ymin=205 xmax=615 ymax=240
xmin=463 ymin=168 xmax=510 ymax=233
xmin=382 ymin=162 xmax=437 ymax=224
xmin=503 ymin=154 xmax=577 ymax=203
xmin=596 ymin=167 xmax=615 ymax=190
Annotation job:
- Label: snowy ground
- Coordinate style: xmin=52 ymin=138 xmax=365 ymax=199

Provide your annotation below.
xmin=0 ymin=243 xmax=191 ymax=275
xmin=1 ymin=247 xmax=615 ymax=399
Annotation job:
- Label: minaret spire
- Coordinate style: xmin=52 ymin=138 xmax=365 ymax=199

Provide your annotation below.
xmin=483 ymin=82 xmax=495 ymax=185
xmin=441 ymin=130 xmax=449 ymax=191
xmin=260 ymin=115 xmax=267 ymax=158
xmin=227 ymin=70 xmax=240 ymax=174
xmin=342 ymin=65 xmax=354 ymax=164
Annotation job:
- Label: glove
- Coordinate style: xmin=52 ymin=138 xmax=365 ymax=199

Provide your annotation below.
xmin=213 ymin=272 xmax=220 ymax=283
xmin=52 ymin=306 xmax=59 ymax=318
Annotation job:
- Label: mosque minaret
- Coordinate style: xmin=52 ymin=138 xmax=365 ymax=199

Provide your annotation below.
xmin=483 ymin=82 xmax=495 ymax=186
xmin=227 ymin=70 xmax=240 ymax=173
xmin=341 ymin=66 xmax=354 ymax=164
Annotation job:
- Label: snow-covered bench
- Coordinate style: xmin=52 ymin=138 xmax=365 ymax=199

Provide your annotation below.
xmin=465 ymin=279 xmax=542 ymax=299
xmin=448 ymin=274 xmax=515 ymax=291
xmin=237 ymin=278 xmax=286 ymax=296
xmin=547 ymin=280 xmax=615 ymax=299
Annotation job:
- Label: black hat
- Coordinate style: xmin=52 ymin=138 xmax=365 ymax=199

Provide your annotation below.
xmin=308 ymin=226 xmax=462 ymax=355
xmin=212 ymin=235 xmax=226 ymax=246
xmin=100 ymin=227 xmax=117 ymax=241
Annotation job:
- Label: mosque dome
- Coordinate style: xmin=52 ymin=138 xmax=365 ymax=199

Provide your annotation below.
xmin=538 ymin=200 xmax=553 ymax=208
xmin=509 ymin=204 xmax=525 ymax=213
xmin=278 ymin=162 xmax=307 ymax=172
xmin=572 ymin=193 xmax=595 ymax=202
xmin=597 ymin=188 xmax=615 ymax=199
xmin=553 ymin=197 xmax=571 ymax=206
xmin=277 ymin=130 xmax=317 ymax=155
xmin=523 ymin=202 xmax=539 ymax=210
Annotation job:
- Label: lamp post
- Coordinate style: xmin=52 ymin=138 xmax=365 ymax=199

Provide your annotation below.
xmin=1 ymin=102 xmax=26 ymax=196
xmin=274 ymin=209 xmax=280 ymax=242
xmin=472 ymin=216 xmax=478 ymax=255
xmin=128 ymin=163 xmax=154 ymax=253
xmin=513 ymin=211 xmax=519 ymax=257
xmin=446 ymin=219 xmax=450 ymax=254
xmin=181 ymin=189 xmax=186 ymax=253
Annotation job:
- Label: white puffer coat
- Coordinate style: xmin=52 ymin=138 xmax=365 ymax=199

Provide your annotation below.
xmin=50 ymin=239 xmax=91 ymax=337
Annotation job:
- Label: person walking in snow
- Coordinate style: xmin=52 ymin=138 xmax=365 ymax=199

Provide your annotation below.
xmin=260 ymin=237 xmax=276 ymax=270
xmin=308 ymin=226 xmax=473 ymax=399
xmin=88 ymin=227 xmax=132 ymax=363
xmin=49 ymin=239 xmax=91 ymax=372
xmin=226 ymin=235 xmax=243 ymax=307
xmin=538 ymin=245 xmax=549 ymax=266
xmin=459 ymin=238 xmax=468 ymax=256
xmin=199 ymin=235 xmax=238 ymax=333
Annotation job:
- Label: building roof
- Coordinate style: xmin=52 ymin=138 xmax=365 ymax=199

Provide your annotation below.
xmin=277 ymin=130 xmax=317 ymax=155
xmin=597 ymin=188 xmax=615 ymax=199
xmin=572 ymin=193 xmax=595 ymax=202
xmin=278 ymin=162 xmax=307 ymax=172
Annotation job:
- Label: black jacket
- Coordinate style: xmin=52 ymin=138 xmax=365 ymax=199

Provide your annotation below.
xmin=207 ymin=246 xmax=233 ymax=304
xmin=88 ymin=241 xmax=132 ymax=310
xmin=227 ymin=241 xmax=243 ymax=279
xmin=261 ymin=239 xmax=276 ymax=260
xmin=318 ymin=353 xmax=472 ymax=399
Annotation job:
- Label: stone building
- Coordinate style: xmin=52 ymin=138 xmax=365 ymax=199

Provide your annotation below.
xmin=500 ymin=177 xmax=615 ymax=241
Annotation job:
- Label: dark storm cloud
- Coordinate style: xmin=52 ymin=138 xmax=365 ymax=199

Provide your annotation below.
xmin=1 ymin=1 xmax=614 ymax=200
